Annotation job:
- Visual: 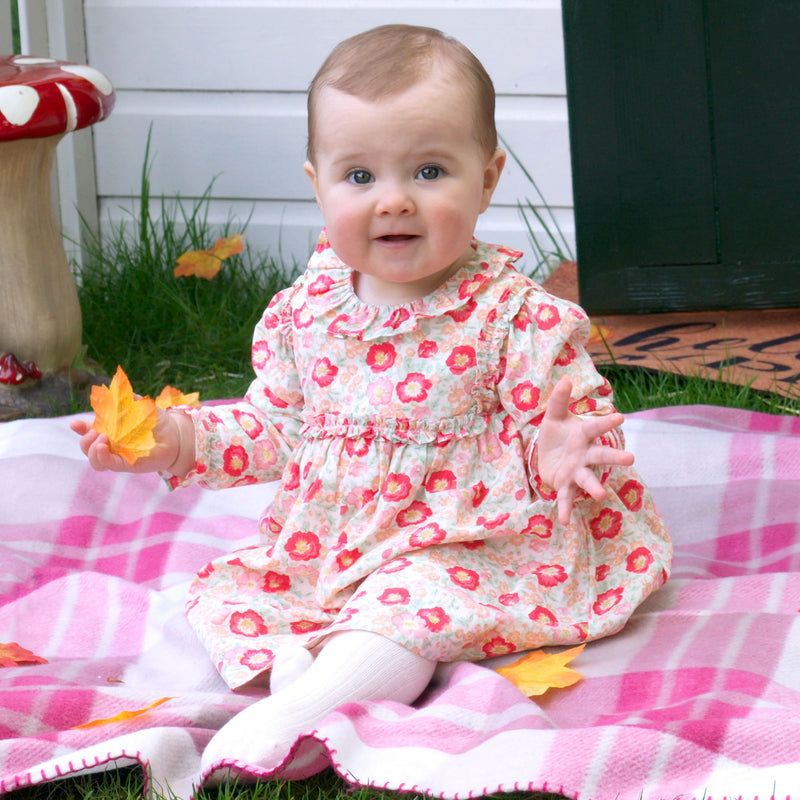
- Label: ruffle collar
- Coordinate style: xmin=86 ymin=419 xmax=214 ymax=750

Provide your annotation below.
xmin=303 ymin=230 xmax=522 ymax=340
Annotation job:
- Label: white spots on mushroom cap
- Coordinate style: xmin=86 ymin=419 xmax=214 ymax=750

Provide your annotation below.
xmin=0 ymin=84 xmax=40 ymax=126
xmin=12 ymin=57 xmax=57 ymax=66
xmin=55 ymin=83 xmax=78 ymax=132
xmin=61 ymin=65 xmax=113 ymax=97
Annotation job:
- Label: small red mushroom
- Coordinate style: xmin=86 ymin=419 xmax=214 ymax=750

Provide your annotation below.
xmin=0 ymin=353 xmax=41 ymax=385
xmin=0 ymin=55 xmax=115 ymax=372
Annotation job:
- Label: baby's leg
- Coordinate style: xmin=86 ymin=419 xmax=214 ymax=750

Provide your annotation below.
xmin=200 ymin=630 xmax=436 ymax=775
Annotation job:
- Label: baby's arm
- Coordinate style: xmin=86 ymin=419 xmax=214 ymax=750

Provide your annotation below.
xmin=536 ymin=377 xmax=634 ymax=525
xmin=70 ymin=410 xmax=196 ymax=478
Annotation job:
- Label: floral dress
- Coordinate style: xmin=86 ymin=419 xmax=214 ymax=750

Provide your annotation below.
xmin=178 ymin=233 xmax=672 ymax=690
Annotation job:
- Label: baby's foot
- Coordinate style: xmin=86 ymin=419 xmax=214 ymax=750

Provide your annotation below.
xmin=200 ymin=694 xmax=306 ymax=776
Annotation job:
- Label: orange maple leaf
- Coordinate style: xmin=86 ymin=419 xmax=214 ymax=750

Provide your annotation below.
xmin=0 ymin=641 xmax=48 ymax=667
xmin=91 ymin=366 xmax=159 ymax=465
xmin=71 ymin=696 xmax=174 ymax=729
xmin=174 ymin=233 xmax=245 ymax=280
xmin=155 ymin=385 xmax=200 ymax=409
xmin=495 ymin=644 xmax=585 ymax=697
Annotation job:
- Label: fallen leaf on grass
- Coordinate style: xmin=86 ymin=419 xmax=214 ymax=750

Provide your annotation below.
xmin=72 ymin=696 xmax=174 ymax=729
xmin=174 ymin=233 xmax=245 ymax=279
xmin=155 ymin=386 xmax=201 ymax=409
xmin=91 ymin=366 xmax=158 ymax=465
xmin=0 ymin=642 xmax=48 ymax=667
xmin=494 ymin=644 xmax=585 ymax=696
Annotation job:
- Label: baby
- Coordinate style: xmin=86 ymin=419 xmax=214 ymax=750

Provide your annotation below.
xmin=73 ymin=23 xmax=671 ymax=778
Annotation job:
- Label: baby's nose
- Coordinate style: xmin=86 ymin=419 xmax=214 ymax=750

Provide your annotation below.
xmin=375 ymin=183 xmax=415 ymax=215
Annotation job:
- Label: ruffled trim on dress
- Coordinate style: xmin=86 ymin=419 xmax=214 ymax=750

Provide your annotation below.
xmin=302 ymin=229 xmax=523 ymax=341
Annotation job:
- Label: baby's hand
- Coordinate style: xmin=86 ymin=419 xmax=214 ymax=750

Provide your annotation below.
xmin=536 ymin=378 xmax=634 ymax=524
xmin=70 ymin=411 xmax=188 ymax=475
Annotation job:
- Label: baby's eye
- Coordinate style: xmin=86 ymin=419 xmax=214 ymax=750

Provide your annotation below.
xmin=347 ymin=169 xmax=373 ymax=185
xmin=417 ymin=165 xmax=442 ymax=181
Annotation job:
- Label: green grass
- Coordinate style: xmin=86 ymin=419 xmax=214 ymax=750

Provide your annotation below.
xmin=75 ymin=151 xmax=298 ymax=405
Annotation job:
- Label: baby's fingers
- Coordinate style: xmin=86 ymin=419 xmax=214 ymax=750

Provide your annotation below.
xmin=587 ymin=442 xmax=635 ymax=468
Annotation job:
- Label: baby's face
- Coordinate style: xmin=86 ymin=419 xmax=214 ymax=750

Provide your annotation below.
xmin=304 ymin=70 xmax=505 ymax=305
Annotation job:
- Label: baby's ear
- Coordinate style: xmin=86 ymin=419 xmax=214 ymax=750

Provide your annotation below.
xmin=480 ymin=148 xmax=507 ymax=212
xmin=304 ymin=161 xmax=321 ymax=206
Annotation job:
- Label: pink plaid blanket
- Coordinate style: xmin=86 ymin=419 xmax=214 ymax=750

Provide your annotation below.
xmin=2 ymin=406 xmax=799 ymax=800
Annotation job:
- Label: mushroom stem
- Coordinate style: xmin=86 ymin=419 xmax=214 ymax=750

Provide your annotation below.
xmin=0 ymin=134 xmax=82 ymax=372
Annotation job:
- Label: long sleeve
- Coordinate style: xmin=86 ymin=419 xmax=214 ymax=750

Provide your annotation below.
xmin=169 ymin=285 xmax=305 ymax=490
xmin=494 ymin=289 xmax=621 ymax=496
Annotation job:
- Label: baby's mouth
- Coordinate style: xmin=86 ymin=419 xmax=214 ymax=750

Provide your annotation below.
xmin=378 ymin=234 xmax=418 ymax=242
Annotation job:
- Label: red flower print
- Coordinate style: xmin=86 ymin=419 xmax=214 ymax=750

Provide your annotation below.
xmin=426 ymin=470 xmax=457 ymax=492
xmin=499 ymin=593 xmax=519 ymax=606
xmin=312 ymin=357 xmax=338 ymax=387
xmin=223 ymin=444 xmax=249 ymax=476
xmin=308 ymin=274 xmax=335 ymax=295
xmin=471 ymin=481 xmax=489 ymax=507
xmin=382 ymin=472 xmax=413 ymax=502
xmin=499 ymin=414 xmax=517 ymax=445
xmin=417 ymin=607 xmax=451 ymax=632
xmin=446 ymin=298 xmax=477 ymax=323
xmin=262 ymin=386 xmax=288 ymax=409
xmin=534 ymin=564 xmax=568 ymax=587
xmin=345 ymin=436 xmax=371 ymax=457
xmin=283 ymin=462 xmax=300 ymax=490
xmin=303 ymin=478 xmax=323 ymax=502
xmin=291 ymin=620 xmax=324 ymax=635
xmin=458 ymin=273 xmax=487 ymax=299
xmin=378 ymin=588 xmax=411 ymax=606
xmin=554 ymin=343 xmax=577 ymax=367
xmin=397 ymin=501 xmax=432 ymax=527
xmin=396 ymin=372 xmax=432 ymax=403
xmin=482 ymin=637 xmax=517 ymax=657
xmin=595 ymin=564 xmax=611 ymax=582
xmin=328 ymin=314 xmax=351 ymax=336
xmin=513 ymin=306 xmax=532 ymax=331
xmin=408 ymin=521 xmax=447 ymax=548
xmin=446 ymin=346 xmax=477 ymax=375
xmin=378 ymin=557 xmax=412 ymax=574
xmin=511 ymin=381 xmax=540 ymax=412
xmin=285 ymin=531 xmax=321 ymax=561
xmin=534 ymin=303 xmax=560 ymax=330
xmin=230 ymin=610 xmax=269 ymax=638
xmin=336 ymin=548 xmax=362 ymax=571
xmin=570 ymin=397 xmax=598 ymax=415
xmin=263 ymin=571 xmax=291 ymax=592
xmin=521 ymin=515 xmax=553 ymax=539
xmin=292 ymin=303 xmax=314 ymax=328
xmin=447 ymin=566 xmax=480 ymax=590
xmin=590 ymin=509 xmax=623 ymax=540
xmin=619 ymin=479 xmax=645 ymax=512
xmin=233 ymin=409 xmax=264 ymax=440
xmin=593 ymin=587 xmax=624 ymax=615
xmin=366 ymin=342 xmax=397 ymax=373
xmin=528 ymin=605 xmax=558 ymax=626
xmin=482 ymin=513 xmax=512 ymax=530
xmin=418 ymin=340 xmax=438 ymax=358
xmin=240 ymin=649 xmax=273 ymax=671
xmin=383 ymin=307 xmax=411 ymax=330
xmin=626 ymin=546 xmax=654 ymax=574
xmin=252 ymin=340 xmax=272 ymax=369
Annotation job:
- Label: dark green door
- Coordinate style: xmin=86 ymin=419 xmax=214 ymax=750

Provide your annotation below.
xmin=563 ymin=0 xmax=800 ymax=314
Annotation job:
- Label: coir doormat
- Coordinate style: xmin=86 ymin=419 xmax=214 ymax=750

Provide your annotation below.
xmin=544 ymin=261 xmax=800 ymax=399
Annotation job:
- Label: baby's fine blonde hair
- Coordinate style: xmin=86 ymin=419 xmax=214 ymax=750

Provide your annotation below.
xmin=306 ymin=24 xmax=497 ymax=161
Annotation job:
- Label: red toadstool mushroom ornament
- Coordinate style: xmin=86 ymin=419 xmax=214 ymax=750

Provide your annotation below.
xmin=0 ymin=55 xmax=115 ymax=380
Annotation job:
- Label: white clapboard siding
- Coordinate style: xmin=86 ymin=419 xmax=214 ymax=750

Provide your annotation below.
xmin=0 ymin=1 xmax=13 ymax=53
xmin=84 ymin=0 xmax=574 ymax=274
